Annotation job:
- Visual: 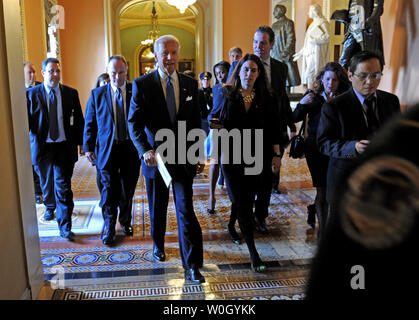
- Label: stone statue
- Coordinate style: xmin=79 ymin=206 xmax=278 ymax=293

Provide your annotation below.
xmin=271 ymin=4 xmax=301 ymax=87
xmin=332 ymin=0 xmax=385 ymax=69
xmin=293 ymin=4 xmax=330 ymax=89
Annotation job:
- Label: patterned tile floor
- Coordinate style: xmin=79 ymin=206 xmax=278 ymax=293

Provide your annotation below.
xmin=39 ymin=155 xmax=317 ymax=300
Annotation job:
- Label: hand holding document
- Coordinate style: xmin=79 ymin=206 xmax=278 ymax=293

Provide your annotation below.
xmin=156 ymin=152 xmax=172 ymax=188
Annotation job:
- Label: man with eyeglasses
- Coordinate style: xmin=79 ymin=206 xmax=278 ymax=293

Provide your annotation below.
xmin=317 ymin=51 xmax=400 ymax=223
xmin=26 ymin=57 xmax=84 ymax=241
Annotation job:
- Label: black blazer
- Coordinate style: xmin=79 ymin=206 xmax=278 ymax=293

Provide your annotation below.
xmin=293 ymin=92 xmax=326 ymax=138
xmin=317 ymin=88 xmax=400 ymax=202
xmin=222 ymin=87 xmax=283 ymax=164
xmin=128 ymin=70 xmax=201 ymax=179
xmin=83 ymin=82 xmax=138 ymax=169
xmin=227 ymin=58 xmax=295 ymax=135
xmin=26 ymin=83 xmax=84 ymax=165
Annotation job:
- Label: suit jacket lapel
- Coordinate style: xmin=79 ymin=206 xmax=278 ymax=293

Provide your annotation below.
xmin=177 ymin=72 xmax=187 ymax=117
xmin=39 ymin=84 xmax=48 ymax=118
xmin=105 ymin=83 xmax=115 ymax=123
xmin=126 ymin=82 xmax=132 ymax=115
xmin=375 ymin=90 xmax=386 ymax=124
xmin=59 ymin=84 xmax=71 ymax=122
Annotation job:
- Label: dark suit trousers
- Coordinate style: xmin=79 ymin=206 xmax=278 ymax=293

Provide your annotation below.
xmin=34 ymin=142 xmax=75 ymax=233
xmin=98 ymin=141 xmax=140 ymax=227
xmin=33 ymin=166 xmax=42 ymax=196
xmin=145 ymin=173 xmax=203 ymax=269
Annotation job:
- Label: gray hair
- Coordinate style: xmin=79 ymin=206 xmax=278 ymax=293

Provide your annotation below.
xmin=154 ymin=35 xmax=181 ymax=55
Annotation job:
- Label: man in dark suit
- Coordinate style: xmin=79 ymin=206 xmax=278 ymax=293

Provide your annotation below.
xmin=198 ymin=71 xmax=213 ymax=135
xmin=317 ymin=51 xmax=400 ymax=222
xmin=308 ymin=103 xmax=419 ymax=302
xmin=24 ymin=62 xmax=43 ymax=204
xmin=84 ymin=55 xmax=140 ymax=246
xmin=128 ymin=35 xmax=205 ymax=283
xmin=26 ymin=57 xmax=84 ymax=240
xmin=252 ymin=26 xmax=294 ymax=233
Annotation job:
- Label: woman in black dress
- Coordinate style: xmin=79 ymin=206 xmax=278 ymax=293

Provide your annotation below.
xmin=211 ymin=54 xmax=283 ymax=271
xmin=293 ymin=62 xmax=350 ymax=238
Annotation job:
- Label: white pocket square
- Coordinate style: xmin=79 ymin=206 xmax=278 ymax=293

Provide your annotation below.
xmin=186 ymin=96 xmax=193 ymax=101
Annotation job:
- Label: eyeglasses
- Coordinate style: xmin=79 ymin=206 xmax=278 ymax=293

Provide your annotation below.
xmin=353 ymin=72 xmax=383 ymax=81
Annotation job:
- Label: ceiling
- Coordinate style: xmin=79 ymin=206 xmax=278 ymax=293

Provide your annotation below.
xmin=120 ymin=0 xmax=196 ymax=33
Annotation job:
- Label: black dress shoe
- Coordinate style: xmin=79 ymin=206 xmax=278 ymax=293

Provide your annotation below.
xmin=60 ymin=231 xmax=75 ymax=241
xmin=102 ymin=223 xmax=115 ymax=246
xmin=44 ymin=209 xmax=55 ymax=221
xmin=102 ymin=232 xmax=115 ymax=246
xmin=153 ymin=247 xmax=166 ymax=261
xmin=121 ymin=224 xmax=133 ymax=236
xmin=184 ymin=268 xmax=206 ymax=283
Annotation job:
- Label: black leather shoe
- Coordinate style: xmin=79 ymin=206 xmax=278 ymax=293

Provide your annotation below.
xmin=153 ymin=247 xmax=166 ymax=261
xmin=121 ymin=224 xmax=133 ymax=236
xmin=102 ymin=231 xmax=115 ymax=246
xmin=44 ymin=209 xmax=55 ymax=221
xmin=60 ymin=231 xmax=75 ymax=241
xmin=184 ymin=268 xmax=206 ymax=283
xmin=102 ymin=223 xmax=115 ymax=246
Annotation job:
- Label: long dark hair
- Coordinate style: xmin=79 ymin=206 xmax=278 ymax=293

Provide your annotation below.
xmin=213 ymin=60 xmax=231 ymax=84
xmin=226 ymin=53 xmax=269 ymax=103
xmin=95 ymin=73 xmax=110 ymax=88
xmin=313 ymin=62 xmax=351 ymax=95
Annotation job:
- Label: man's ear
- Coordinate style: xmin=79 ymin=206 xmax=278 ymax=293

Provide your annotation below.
xmin=348 ymin=70 xmax=353 ymax=82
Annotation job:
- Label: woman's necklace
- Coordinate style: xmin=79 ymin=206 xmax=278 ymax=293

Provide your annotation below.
xmin=240 ymin=88 xmax=255 ymax=104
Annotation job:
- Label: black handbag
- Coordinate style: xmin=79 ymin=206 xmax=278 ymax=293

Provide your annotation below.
xmin=289 ymin=118 xmax=306 ymax=159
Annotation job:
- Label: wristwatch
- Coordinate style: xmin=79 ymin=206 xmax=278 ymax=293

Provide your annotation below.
xmin=273 ymin=152 xmax=282 ymax=158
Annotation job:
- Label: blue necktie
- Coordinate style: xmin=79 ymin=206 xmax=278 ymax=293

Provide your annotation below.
xmin=166 ymin=76 xmax=176 ymax=124
xmin=116 ymin=88 xmax=127 ymax=140
xmin=48 ymin=89 xmax=59 ymax=141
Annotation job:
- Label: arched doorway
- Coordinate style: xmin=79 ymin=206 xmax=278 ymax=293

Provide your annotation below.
xmin=138 ymin=44 xmax=155 ymax=76
xmin=104 ymin=0 xmax=209 ymax=78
